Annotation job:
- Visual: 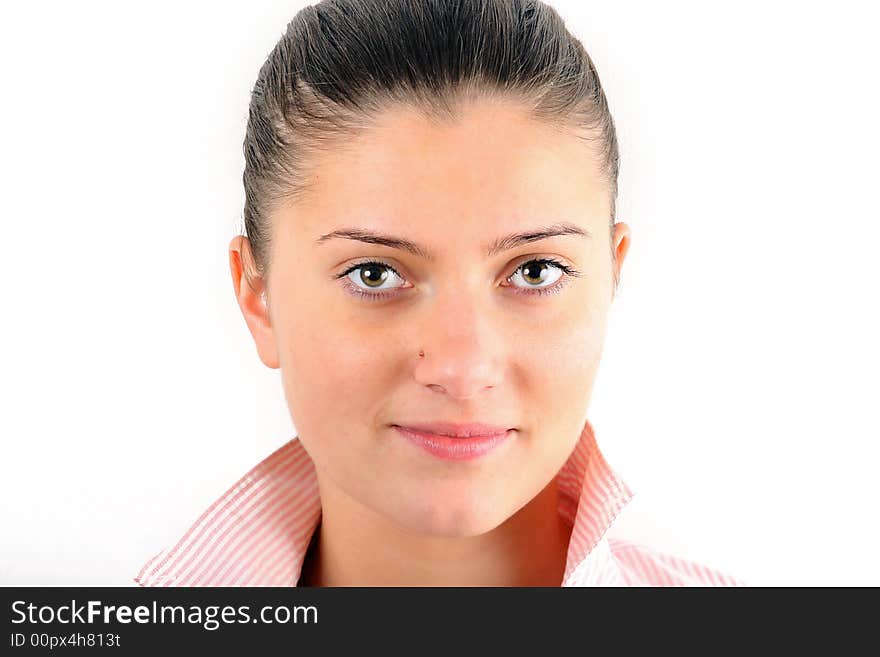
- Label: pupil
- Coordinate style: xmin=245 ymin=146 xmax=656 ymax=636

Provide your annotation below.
xmin=523 ymin=262 xmax=545 ymax=284
xmin=361 ymin=266 xmax=388 ymax=287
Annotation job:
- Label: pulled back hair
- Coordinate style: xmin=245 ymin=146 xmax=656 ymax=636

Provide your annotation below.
xmin=240 ymin=0 xmax=621 ymax=292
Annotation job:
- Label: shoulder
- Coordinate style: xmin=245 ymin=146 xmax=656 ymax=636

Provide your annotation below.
xmin=607 ymin=537 xmax=747 ymax=586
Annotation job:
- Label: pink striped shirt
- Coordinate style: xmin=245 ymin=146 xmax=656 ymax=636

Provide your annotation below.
xmin=135 ymin=420 xmax=745 ymax=586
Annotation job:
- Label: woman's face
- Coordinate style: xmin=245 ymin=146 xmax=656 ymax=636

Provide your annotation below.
xmin=230 ymin=99 xmax=630 ymax=538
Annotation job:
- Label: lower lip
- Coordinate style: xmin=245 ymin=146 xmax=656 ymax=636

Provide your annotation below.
xmin=392 ymin=426 xmax=514 ymax=461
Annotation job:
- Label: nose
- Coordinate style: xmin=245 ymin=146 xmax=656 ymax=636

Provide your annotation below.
xmin=412 ymin=289 xmax=505 ymax=400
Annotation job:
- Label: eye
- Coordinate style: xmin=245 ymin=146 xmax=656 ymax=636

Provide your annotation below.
xmin=335 ymin=257 xmax=582 ymax=302
xmin=337 ymin=261 xmax=410 ymax=300
xmin=505 ymin=258 xmax=581 ymax=297
xmin=508 ymin=259 xmax=563 ymax=288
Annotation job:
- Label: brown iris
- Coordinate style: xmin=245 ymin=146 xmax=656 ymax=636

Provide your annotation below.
xmin=520 ymin=261 xmax=550 ymax=286
xmin=360 ymin=265 xmax=389 ymax=288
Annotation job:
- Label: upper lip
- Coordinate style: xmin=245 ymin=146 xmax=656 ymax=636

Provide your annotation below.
xmin=392 ymin=422 xmax=514 ymax=438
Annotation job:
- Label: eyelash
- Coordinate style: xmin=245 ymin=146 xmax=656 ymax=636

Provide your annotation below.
xmin=334 ymin=258 xmax=583 ymax=302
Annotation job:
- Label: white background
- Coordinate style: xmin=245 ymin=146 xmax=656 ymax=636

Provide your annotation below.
xmin=1 ymin=0 xmax=878 ymax=586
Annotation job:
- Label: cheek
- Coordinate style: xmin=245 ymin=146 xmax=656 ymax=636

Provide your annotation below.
xmin=276 ymin=302 xmax=393 ymax=434
xmin=518 ymin=298 xmax=608 ymax=383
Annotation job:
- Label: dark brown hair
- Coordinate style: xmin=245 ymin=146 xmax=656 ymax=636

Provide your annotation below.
xmin=240 ymin=0 xmax=620 ymax=292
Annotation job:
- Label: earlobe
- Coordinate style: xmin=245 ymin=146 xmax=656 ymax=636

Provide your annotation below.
xmin=228 ymin=236 xmax=280 ymax=370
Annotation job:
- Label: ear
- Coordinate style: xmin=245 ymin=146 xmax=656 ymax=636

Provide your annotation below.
xmin=611 ymin=221 xmax=631 ymax=300
xmin=228 ymin=235 xmax=280 ymax=369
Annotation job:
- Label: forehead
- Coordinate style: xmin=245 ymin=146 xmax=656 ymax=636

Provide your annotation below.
xmin=286 ymin=100 xmax=610 ymax=239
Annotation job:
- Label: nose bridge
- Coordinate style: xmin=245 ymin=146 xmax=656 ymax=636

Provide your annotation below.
xmin=412 ymin=278 xmax=504 ymax=398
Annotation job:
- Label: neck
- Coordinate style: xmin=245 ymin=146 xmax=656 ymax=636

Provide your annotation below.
xmin=298 ymin=474 xmax=572 ymax=587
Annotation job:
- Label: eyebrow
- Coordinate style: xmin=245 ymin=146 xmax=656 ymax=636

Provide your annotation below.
xmin=315 ymin=221 xmax=591 ymax=259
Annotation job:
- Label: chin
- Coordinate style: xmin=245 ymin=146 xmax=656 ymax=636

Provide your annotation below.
xmin=387 ymin=496 xmax=509 ymax=538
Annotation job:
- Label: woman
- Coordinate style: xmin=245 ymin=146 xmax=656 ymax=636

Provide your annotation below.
xmin=136 ymin=0 xmax=744 ymax=587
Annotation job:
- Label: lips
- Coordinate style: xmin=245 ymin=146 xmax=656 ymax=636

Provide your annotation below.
xmin=390 ymin=422 xmax=513 ymax=438
xmin=392 ymin=424 xmax=514 ymax=461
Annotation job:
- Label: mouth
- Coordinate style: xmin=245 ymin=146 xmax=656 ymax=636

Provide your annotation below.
xmin=390 ymin=422 xmax=514 ymax=438
xmin=391 ymin=423 xmax=515 ymax=461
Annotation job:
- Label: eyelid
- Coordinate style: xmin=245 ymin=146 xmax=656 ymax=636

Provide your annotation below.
xmin=337 ymin=259 xmax=410 ymax=285
xmin=338 ymin=254 xmax=575 ymax=279
xmin=509 ymin=253 xmax=575 ymax=271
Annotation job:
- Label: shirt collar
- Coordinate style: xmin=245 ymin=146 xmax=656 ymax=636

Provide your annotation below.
xmin=135 ymin=419 xmax=634 ymax=587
